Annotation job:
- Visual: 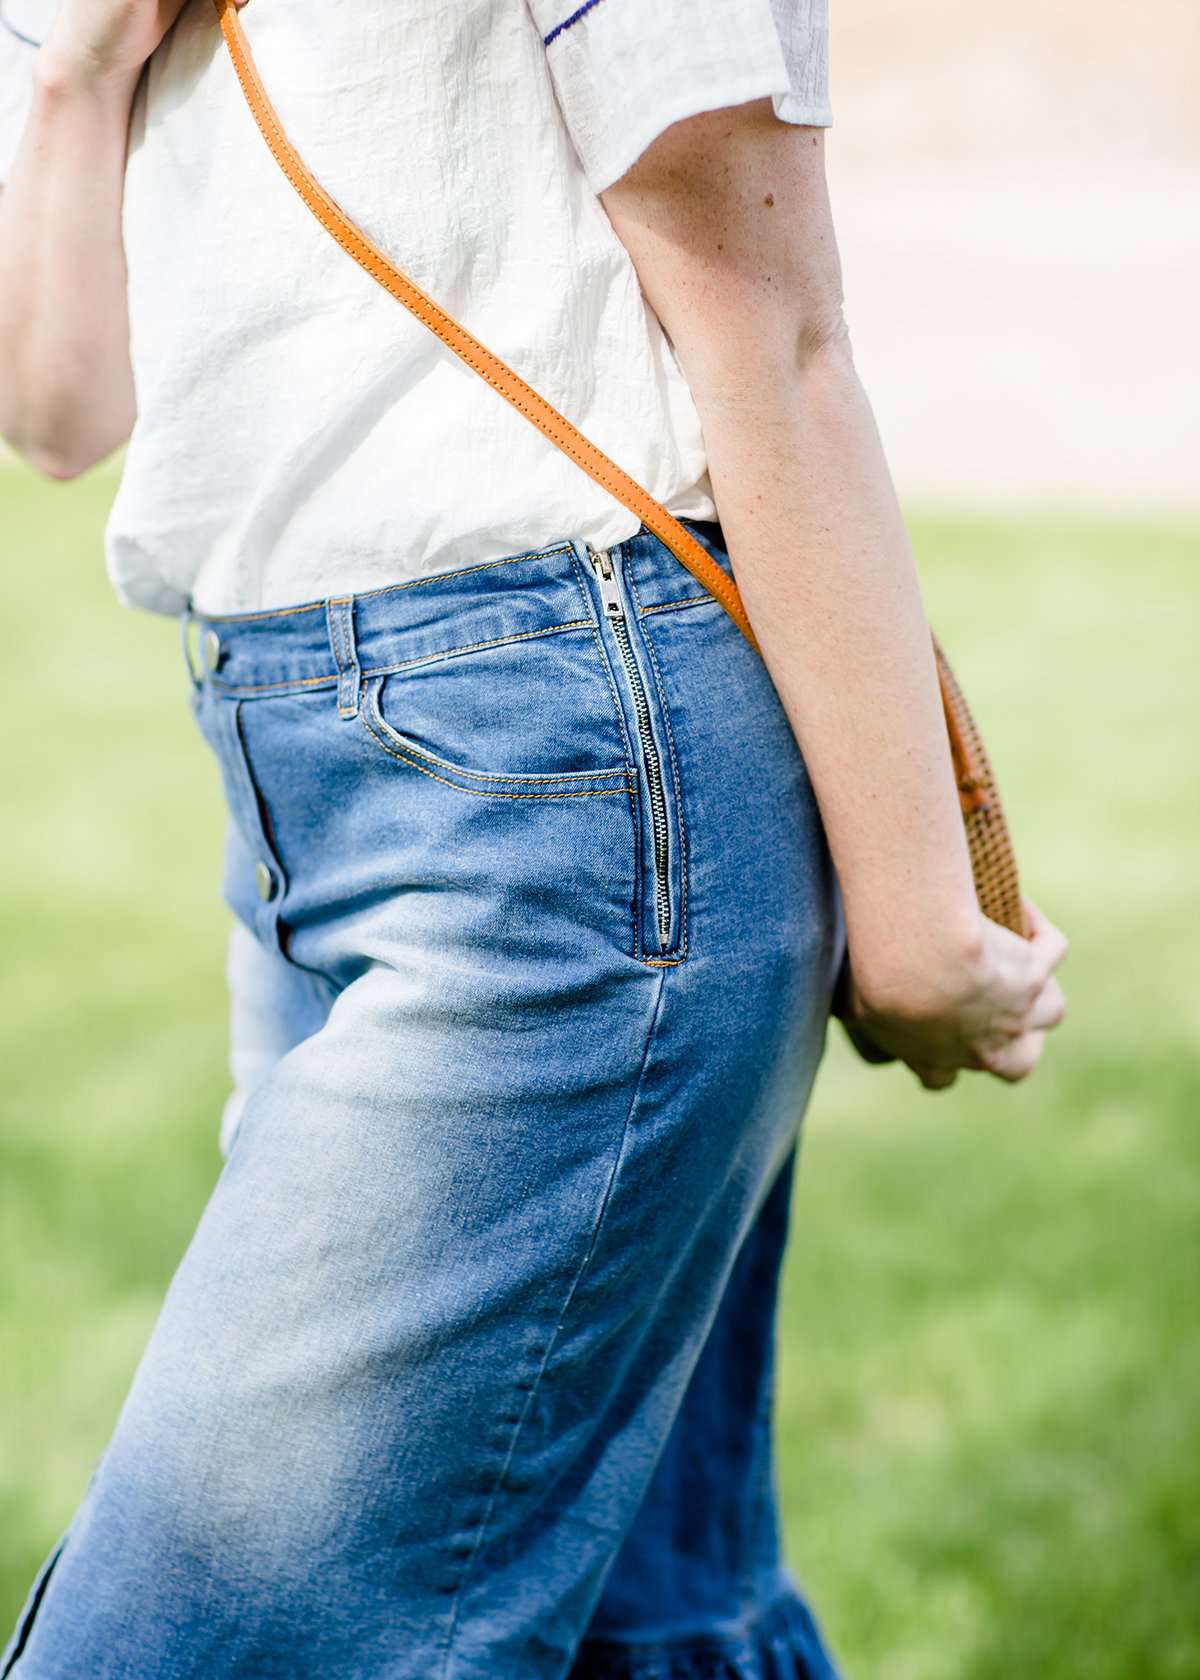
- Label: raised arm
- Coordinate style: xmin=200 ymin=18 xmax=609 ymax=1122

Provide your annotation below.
xmin=600 ymin=100 xmax=1067 ymax=1085
xmin=0 ymin=0 xmax=236 ymax=477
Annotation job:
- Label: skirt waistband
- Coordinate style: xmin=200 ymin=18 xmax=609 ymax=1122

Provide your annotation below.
xmin=180 ymin=520 xmax=733 ymax=698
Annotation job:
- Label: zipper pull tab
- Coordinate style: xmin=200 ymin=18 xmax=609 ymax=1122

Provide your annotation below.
xmin=588 ymin=546 xmax=625 ymax=622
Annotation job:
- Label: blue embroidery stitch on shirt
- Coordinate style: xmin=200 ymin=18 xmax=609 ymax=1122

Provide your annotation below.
xmin=543 ymin=0 xmax=606 ymax=48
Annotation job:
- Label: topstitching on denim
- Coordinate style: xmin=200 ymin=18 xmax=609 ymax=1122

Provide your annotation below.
xmin=326 ymin=595 xmax=362 ymax=720
xmin=201 ymin=619 xmax=600 ymax=699
xmin=361 ymin=679 xmax=631 ymax=785
xmin=637 ymin=594 xmax=713 ymax=617
xmin=359 ymin=681 xmax=633 ymax=801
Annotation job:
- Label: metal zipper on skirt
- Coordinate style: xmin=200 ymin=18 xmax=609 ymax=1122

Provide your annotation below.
xmin=588 ymin=546 xmax=672 ymax=950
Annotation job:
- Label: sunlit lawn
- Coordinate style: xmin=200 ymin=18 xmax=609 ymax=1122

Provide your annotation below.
xmin=1 ymin=462 xmax=1197 ymax=1675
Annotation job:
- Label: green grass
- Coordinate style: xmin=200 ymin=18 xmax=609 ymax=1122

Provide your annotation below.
xmin=1 ymin=464 xmax=1197 ymax=1673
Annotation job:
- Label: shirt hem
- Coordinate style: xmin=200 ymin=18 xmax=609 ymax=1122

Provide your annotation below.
xmin=585 ymin=69 xmax=818 ymax=195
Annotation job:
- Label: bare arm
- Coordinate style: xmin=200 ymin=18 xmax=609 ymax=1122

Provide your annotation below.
xmin=0 ymin=0 xmax=238 ymax=477
xmin=601 ymin=101 xmax=1067 ymax=1081
xmin=0 ymin=49 xmax=138 ymax=476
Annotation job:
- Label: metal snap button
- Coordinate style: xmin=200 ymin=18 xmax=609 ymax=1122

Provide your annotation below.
xmin=254 ymin=860 xmax=276 ymax=901
xmin=203 ymin=628 xmax=223 ymax=672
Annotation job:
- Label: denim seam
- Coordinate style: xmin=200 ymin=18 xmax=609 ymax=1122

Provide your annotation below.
xmin=228 ymin=711 xmax=343 ymax=994
xmin=328 ymin=597 xmax=345 ymax=677
xmin=232 ymin=701 xmax=295 ymax=971
xmin=210 ymin=671 xmax=339 ymax=696
xmin=370 ymin=618 xmax=593 ymax=676
xmin=568 ymin=546 xmax=641 ymax=960
xmin=329 ymin=600 xmax=351 ymax=717
xmin=627 ymin=566 xmax=689 ymax=964
xmin=360 ymin=707 xmax=631 ymax=801
xmin=327 ymin=595 xmax=361 ymax=719
xmin=0 ymin=1533 xmax=68 ymax=1676
xmin=207 ymin=619 xmax=594 ymax=697
xmin=563 ymin=546 xmax=602 ymax=628
xmin=639 ymin=594 xmax=713 ymax=616
xmin=436 ymin=965 xmax=668 ymax=1680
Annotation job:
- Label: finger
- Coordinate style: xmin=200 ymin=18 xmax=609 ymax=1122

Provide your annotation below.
xmin=1021 ymin=893 xmax=1044 ymax=938
xmin=1024 ymin=896 xmax=1067 ymax=955
xmin=980 ymin=1029 xmax=1046 ymax=1082
xmin=914 ymin=1063 xmax=958 ymax=1091
xmin=1027 ymin=976 xmax=1067 ymax=1032
xmin=1024 ymin=897 xmax=1070 ymax=977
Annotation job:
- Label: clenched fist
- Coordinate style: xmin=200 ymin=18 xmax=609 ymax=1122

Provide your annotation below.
xmin=37 ymin=0 xmax=247 ymax=88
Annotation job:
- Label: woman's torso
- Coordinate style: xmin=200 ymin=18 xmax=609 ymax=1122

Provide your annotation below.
xmin=111 ymin=0 xmax=717 ymax=617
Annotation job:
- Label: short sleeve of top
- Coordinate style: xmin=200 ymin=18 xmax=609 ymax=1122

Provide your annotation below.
xmin=527 ymin=0 xmax=831 ymax=196
xmin=0 ymin=20 xmax=41 ymax=185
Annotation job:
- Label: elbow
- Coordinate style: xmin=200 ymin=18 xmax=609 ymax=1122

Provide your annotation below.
xmin=696 ymin=290 xmax=855 ymax=404
xmin=793 ymin=298 xmax=854 ymax=373
xmin=4 ymin=435 xmax=94 ymax=481
xmin=16 ymin=442 xmax=87 ymax=481
xmin=0 ymin=365 xmax=133 ymax=481
xmin=2 ymin=416 xmax=119 ymax=481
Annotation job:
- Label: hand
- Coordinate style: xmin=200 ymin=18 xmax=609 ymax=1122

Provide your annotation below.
xmin=834 ymin=896 xmax=1069 ymax=1091
xmin=40 ymin=0 xmax=248 ymax=91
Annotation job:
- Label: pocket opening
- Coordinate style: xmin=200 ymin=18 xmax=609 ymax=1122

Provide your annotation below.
xmin=360 ymin=675 xmax=632 ymax=801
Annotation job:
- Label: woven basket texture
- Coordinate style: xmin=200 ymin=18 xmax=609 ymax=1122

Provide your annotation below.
xmin=933 ymin=639 xmax=1026 ymax=936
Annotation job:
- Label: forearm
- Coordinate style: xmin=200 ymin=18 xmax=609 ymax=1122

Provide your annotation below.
xmin=601 ymin=108 xmax=986 ymax=1000
xmin=0 ymin=49 xmax=138 ymax=476
xmin=692 ymin=327 xmax=983 ymax=999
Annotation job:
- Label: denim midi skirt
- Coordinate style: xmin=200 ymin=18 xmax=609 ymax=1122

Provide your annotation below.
xmin=4 ymin=518 xmax=847 ymax=1679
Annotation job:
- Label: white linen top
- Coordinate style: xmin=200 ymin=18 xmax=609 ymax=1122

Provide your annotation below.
xmin=1 ymin=0 xmax=830 ymax=617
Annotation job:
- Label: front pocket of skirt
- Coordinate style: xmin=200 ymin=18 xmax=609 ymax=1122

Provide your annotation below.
xmin=357 ymin=668 xmax=631 ymax=799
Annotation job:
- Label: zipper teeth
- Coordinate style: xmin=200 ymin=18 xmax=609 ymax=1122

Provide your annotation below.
xmin=590 ymin=548 xmax=672 ymax=950
xmin=612 ymin=615 xmax=672 ymax=948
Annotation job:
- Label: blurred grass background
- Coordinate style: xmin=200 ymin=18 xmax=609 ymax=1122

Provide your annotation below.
xmin=0 ymin=462 xmax=1197 ymax=1676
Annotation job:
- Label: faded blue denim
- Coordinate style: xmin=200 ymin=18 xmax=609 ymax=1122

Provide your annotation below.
xmin=3 ymin=518 xmax=847 ymax=1679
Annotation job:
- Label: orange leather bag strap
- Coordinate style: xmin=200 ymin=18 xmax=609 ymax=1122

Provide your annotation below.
xmin=213 ymin=0 xmax=984 ymax=815
xmin=212 ymin=0 xmax=758 ymax=652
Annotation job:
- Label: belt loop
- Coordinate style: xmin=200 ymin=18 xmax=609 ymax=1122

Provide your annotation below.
xmin=326 ymin=594 xmax=361 ymax=719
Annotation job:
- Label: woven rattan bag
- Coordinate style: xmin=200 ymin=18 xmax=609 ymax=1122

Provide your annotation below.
xmin=213 ymin=0 xmax=1029 ymax=994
